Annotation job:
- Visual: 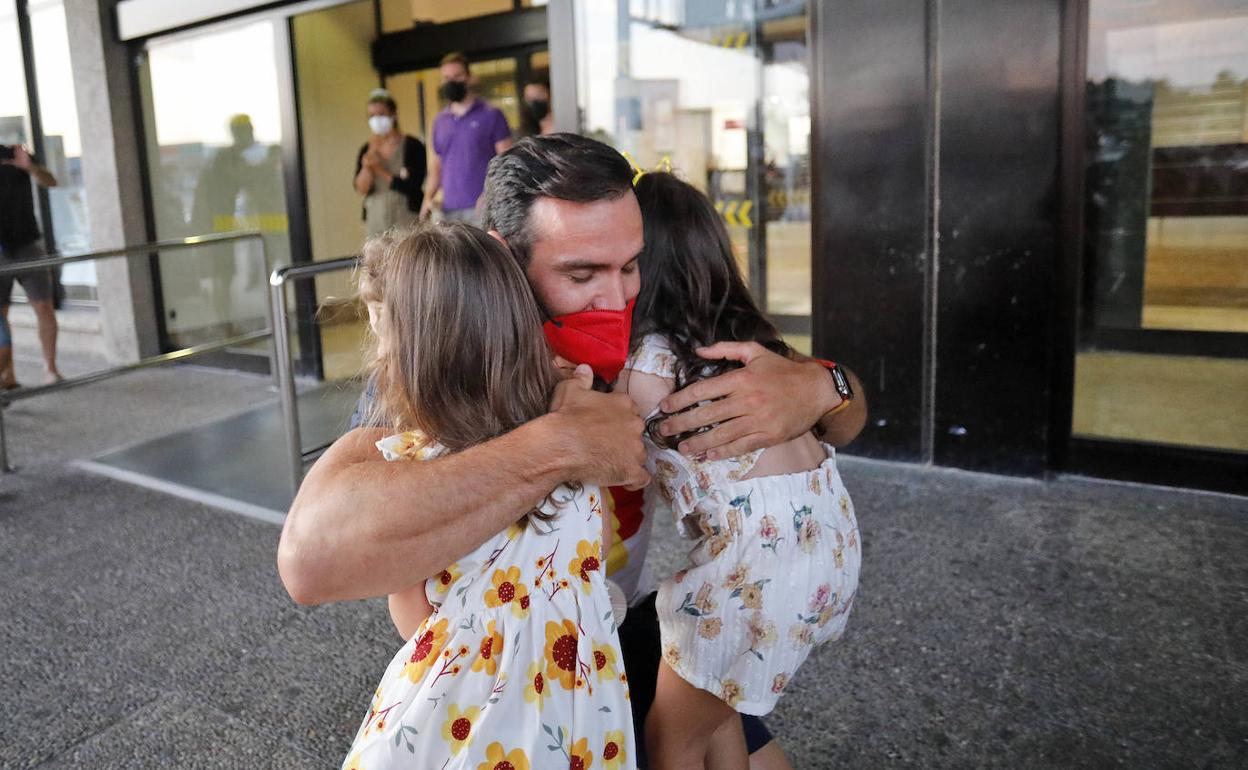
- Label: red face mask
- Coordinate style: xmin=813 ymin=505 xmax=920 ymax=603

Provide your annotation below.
xmin=542 ymin=298 xmax=635 ymax=382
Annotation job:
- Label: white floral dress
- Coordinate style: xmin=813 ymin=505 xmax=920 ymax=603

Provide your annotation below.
xmin=342 ymin=432 xmax=636 ymax=770
xmin=627 ymin=335 xmax=862 ymax=716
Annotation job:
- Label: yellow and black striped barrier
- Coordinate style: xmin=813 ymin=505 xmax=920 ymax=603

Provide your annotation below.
xmin=767 ymin=189 xmax=811 ymax=208
xmin=714 ymin=199 xmax=754 ymax=228
xmin=710 ymin=30 xmax=749 ymax=48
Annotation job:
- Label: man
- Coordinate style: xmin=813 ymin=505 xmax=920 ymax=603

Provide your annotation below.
xmin=419 ymin=52 xmax=513 ymax=226
xmin=0 ymin=143 xmax=62 ymax=386
xmin=280 ymin=135 xmax=866 ymax=768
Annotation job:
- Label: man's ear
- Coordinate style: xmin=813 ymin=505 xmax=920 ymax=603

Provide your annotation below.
xmin=488 ymin=229 xmax=508 ymax=248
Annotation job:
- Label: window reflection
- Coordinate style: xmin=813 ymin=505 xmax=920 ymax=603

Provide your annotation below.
xmin=0 ymin=2 xmax=30 ymax=147
xmin=143 ymin=20 xmax=289 ymax=349
xmin=1075 ymin=0 xmax=1248 ymax=453
xmin=30 ymin=0 xmax=91 ymax=289
xmin=1085 ymin=2 xmax=1248 ymax=335
xmin=574 ymin=1 xmax=812 ymax=350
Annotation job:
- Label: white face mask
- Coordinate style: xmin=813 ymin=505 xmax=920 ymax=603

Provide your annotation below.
xmin=369 ymin=115 xmax=394 ymax=135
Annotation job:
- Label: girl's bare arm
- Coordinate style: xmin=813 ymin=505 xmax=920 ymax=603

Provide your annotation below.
xmin=388 ymin=583 xmax=435 ymax=640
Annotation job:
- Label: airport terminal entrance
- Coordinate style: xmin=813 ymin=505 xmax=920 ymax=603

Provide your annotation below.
xmin=132 ymin=0 xmax=550 ymax=385
xmin=117 ymin=0 xmax=552 ymax=512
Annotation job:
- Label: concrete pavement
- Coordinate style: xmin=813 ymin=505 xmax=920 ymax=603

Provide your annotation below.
xmin=1 ymin=360 xmax=1245 ymax=768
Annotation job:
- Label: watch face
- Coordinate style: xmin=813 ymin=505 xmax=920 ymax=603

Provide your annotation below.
xmin=830 ymin=366 xmax=853 ymax=400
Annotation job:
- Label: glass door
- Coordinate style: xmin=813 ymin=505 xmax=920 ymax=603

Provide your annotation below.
xmin=1074 ymin=0 xmax=1248 ymax=456
xmin=573 ymin=0 xmax=812 ymax=351
xmin=385 ymin=54 xmax=523 ymax=164
xmin=138 ymin=19 xmax=292 ymax=355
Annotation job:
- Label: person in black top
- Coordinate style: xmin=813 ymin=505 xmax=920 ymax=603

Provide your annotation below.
xmin=354 ymin=88 xmax=426 ymax=237
xmin=0 ymin=144 xmax=61 ymax=387
xmin=517 ymin=78 xmax=555 ymax=139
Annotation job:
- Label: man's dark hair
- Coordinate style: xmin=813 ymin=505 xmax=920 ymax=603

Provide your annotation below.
xmin=480 ymin=133 xmax=633 ymax=266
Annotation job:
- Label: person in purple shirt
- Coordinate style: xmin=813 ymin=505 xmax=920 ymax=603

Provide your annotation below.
xmin=420 ymin=52 xmax=513 ymax=227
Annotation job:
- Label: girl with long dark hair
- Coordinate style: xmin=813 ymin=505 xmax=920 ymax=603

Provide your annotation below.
xmin=618 ymin=172 xmax=862 ymax=769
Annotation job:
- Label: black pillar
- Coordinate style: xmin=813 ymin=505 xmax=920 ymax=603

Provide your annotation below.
xmin=812 ymin=0 xmax=1064 ymax=475
xmin=811 ymin=1 xmax=931 ymax=462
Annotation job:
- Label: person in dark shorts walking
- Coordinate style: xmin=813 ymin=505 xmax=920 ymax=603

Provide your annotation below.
xmin=0 ymin=143 xmax=61 ymax=386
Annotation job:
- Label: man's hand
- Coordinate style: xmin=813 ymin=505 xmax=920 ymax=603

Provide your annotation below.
xmin=656 ymin=341 xmax=852 ymax=460
xmin=3 ymin=144 xmax=32 ymax=171
xmin=549 ymin=364 xmax=649 ymax=490
xmin=552 ymin=355 xmax=578 ymax=379
xmin=419 ymin=197 xmax=436 ymax=220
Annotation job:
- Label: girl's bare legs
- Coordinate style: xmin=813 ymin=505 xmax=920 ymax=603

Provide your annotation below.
xmin=705 ymin=713 xmax=750 ymax=768
xmin=645 ymin=661 xmax=748 ymax=770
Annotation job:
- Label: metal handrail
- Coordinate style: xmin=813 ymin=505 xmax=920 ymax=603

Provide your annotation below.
xmin=270 ymin=255 xmax=359 ymax=495
xmin=0 ymin=231 xmax=271 ymax=471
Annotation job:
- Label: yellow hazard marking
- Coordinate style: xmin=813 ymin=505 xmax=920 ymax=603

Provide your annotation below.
xmin=711 ymin=30 xmax=749 ymax=48
xmin=213 ymin=213 xmax=288 ymax=233
xmin=715 ymin=199 xmax=754 ymax=229
xmin=766 ymin=189 xmax=811 ymax=208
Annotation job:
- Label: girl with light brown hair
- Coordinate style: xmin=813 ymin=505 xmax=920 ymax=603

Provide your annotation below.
xmin=340 ymin=222 xmax=635 ymax=770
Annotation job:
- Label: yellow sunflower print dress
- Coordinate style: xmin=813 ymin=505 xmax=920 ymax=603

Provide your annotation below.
xmin=342 ymin=432 xmax=636 ymax=770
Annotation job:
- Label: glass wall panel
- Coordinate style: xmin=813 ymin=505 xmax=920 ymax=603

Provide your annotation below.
xmin=1075 ymin=0 xmax=1248 ymax=452
xmin=140 ymin=20 xmax=290 ymax=350
xmin=29 ymin=0 xmax=93 ymax=298
xmin=573 ymin=0 xmax=811 ymax=351
xmin=0 ymin=1 xmax=31 ymax=151
xmin=760 ymin=13 xmax=811 ymax=327
xmin=385 ymin=55 xmax=520 ymax=187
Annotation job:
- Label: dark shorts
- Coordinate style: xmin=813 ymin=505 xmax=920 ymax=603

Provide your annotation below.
xmin=0 ymin=240 xmax=55 ymax=304
xmin=618 ymin=592 xmax=773 ymax=767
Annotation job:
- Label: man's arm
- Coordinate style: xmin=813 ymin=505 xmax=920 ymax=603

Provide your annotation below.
xmin=420 ymin=152 xmax=442 ymax=219
xmin=4 ymin=145 xmax=56 ymax=188
xmin=277 ymin=365 xmax=648 ymax=605
xmin=492 ymin=109 xmax=513 ymax=156
xmin=654 ymin=341 xmax=868 ymax=461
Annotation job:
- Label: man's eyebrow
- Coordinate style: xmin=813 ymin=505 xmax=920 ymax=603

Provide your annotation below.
xmin=553 ymin=258 xmax=610 ymax=271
